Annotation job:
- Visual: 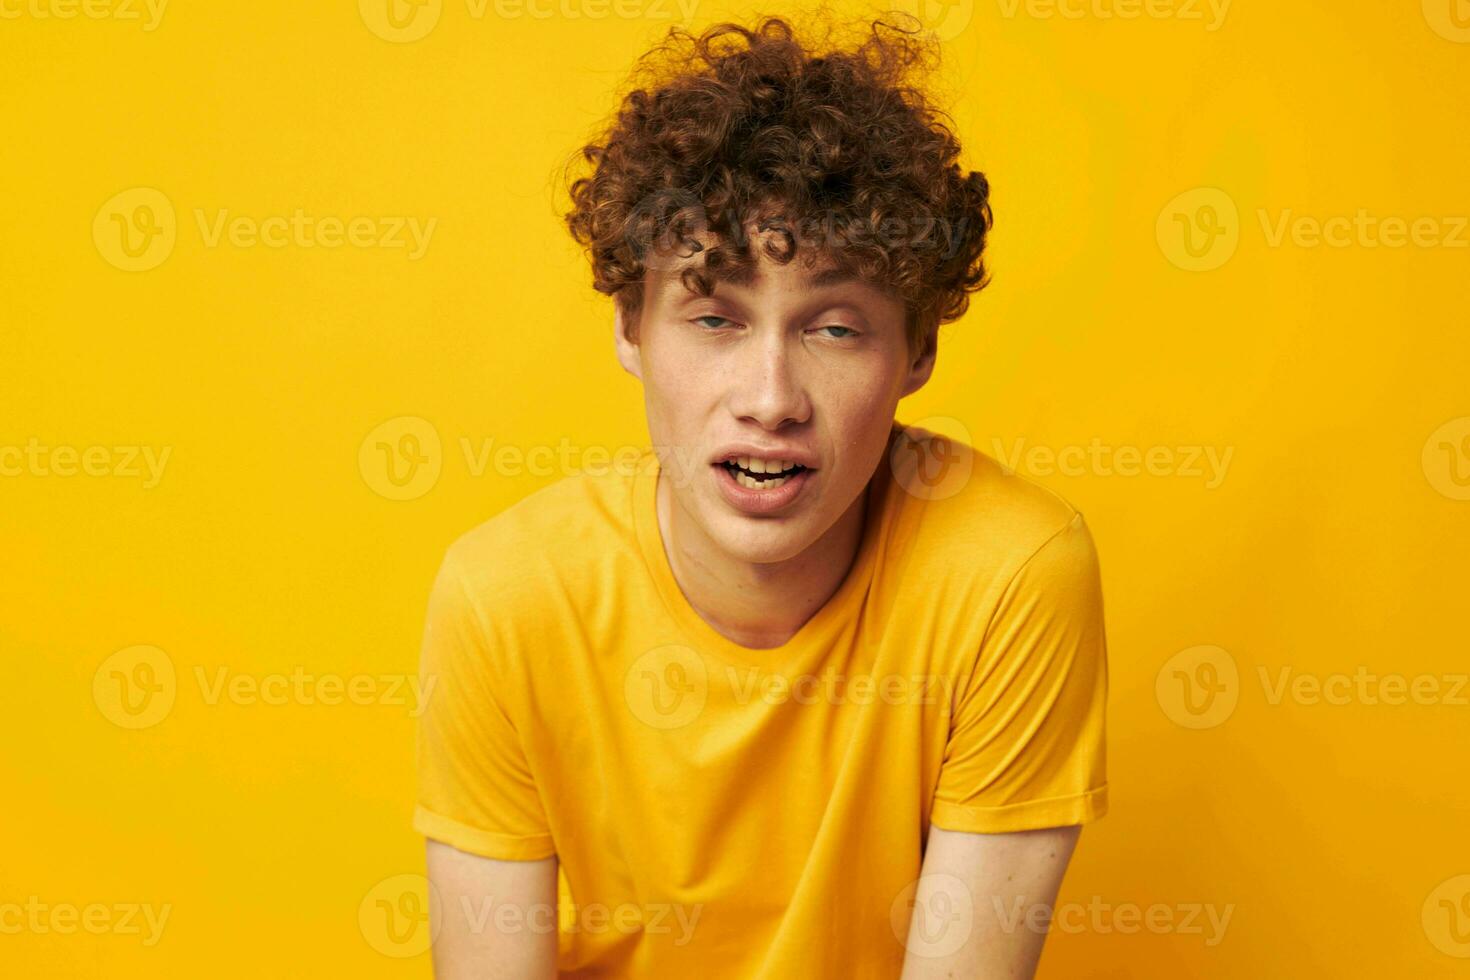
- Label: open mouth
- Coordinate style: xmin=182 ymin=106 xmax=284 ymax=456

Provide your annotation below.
xmin=717 ymin=456 xmax=809 ymax=491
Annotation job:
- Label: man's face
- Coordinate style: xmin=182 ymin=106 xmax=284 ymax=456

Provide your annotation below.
xmin=615 ymin=229 xmax=936 ymax=564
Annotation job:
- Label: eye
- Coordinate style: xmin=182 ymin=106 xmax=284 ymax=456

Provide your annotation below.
xmin=813 ymin=325 xmax=859 ymax=339
xmin=692 ymin=315 xmax=732 ymax=329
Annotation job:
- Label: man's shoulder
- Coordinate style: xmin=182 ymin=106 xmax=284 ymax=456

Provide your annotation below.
xmin=438 ymin=464 xmax=639 ymax=600
xmin=890 ymin=424 xmax=1094 ymax=583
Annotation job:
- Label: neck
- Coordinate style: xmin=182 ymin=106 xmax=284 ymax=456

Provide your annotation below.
xmin=656 ymin=469 xmax=870 ymax=650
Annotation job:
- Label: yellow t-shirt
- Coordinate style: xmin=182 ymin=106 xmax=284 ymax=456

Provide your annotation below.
xmin=413 ymin=422 xmax=1109 ymax=978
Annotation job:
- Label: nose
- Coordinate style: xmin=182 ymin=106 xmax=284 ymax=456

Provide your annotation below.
xmin=725 ymin=328 xmax=812 ymax=430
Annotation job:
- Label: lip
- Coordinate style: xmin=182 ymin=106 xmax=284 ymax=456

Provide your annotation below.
xmin=712 ymin=460 xmax=814 ymax=515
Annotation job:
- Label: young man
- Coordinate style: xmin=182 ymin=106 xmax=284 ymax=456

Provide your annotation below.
xmin=414 ymin=15 xmax=1108 ymax=978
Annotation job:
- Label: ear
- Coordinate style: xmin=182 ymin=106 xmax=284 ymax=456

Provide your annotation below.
xmin=614 ymin=302 xmax=643 ymax=381
xmin=898 ymin=327 xmax=937 ymax=399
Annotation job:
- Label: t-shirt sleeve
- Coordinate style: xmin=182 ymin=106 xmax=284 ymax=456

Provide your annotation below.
xmin=412 ymin=548 xmax=556 ymax=860
xmin=929 ymin=510 xmax=1110 ymax=834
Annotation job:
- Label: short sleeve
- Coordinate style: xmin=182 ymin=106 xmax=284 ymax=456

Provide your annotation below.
xmin=930 ymin=511 xmax=1109 ymax=834
xmin=412 ymin=549 xmax=556 ymax=860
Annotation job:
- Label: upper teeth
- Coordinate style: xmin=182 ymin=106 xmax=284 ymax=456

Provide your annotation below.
xmin=734 ymin=456 xmax=796 ymax=473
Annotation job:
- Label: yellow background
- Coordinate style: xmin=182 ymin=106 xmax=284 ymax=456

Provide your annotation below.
xmin=2 ymin=0 xmax=1468 ymax=975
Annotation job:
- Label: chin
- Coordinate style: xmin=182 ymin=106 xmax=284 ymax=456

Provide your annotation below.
xmin=706 ymin=510 xmax=814 ymax=565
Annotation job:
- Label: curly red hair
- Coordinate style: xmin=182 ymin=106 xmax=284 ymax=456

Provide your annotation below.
xmin=562 ymin=13 xmax=992 ymax=352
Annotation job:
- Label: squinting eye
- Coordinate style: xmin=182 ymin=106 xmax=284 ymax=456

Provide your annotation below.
xmin=816 ymin=325 xmax=858 ymax=339
xmin=693 ymin=315 xmax=731 ymax=329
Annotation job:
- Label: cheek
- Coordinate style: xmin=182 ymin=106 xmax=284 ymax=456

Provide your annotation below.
xmin=812 ymin=365 xmax=903 ymax=440
xmin=647 ymin=347 xmax=702 ymax=404
xmin=641 ymin=339 xmax=711 ymax=437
